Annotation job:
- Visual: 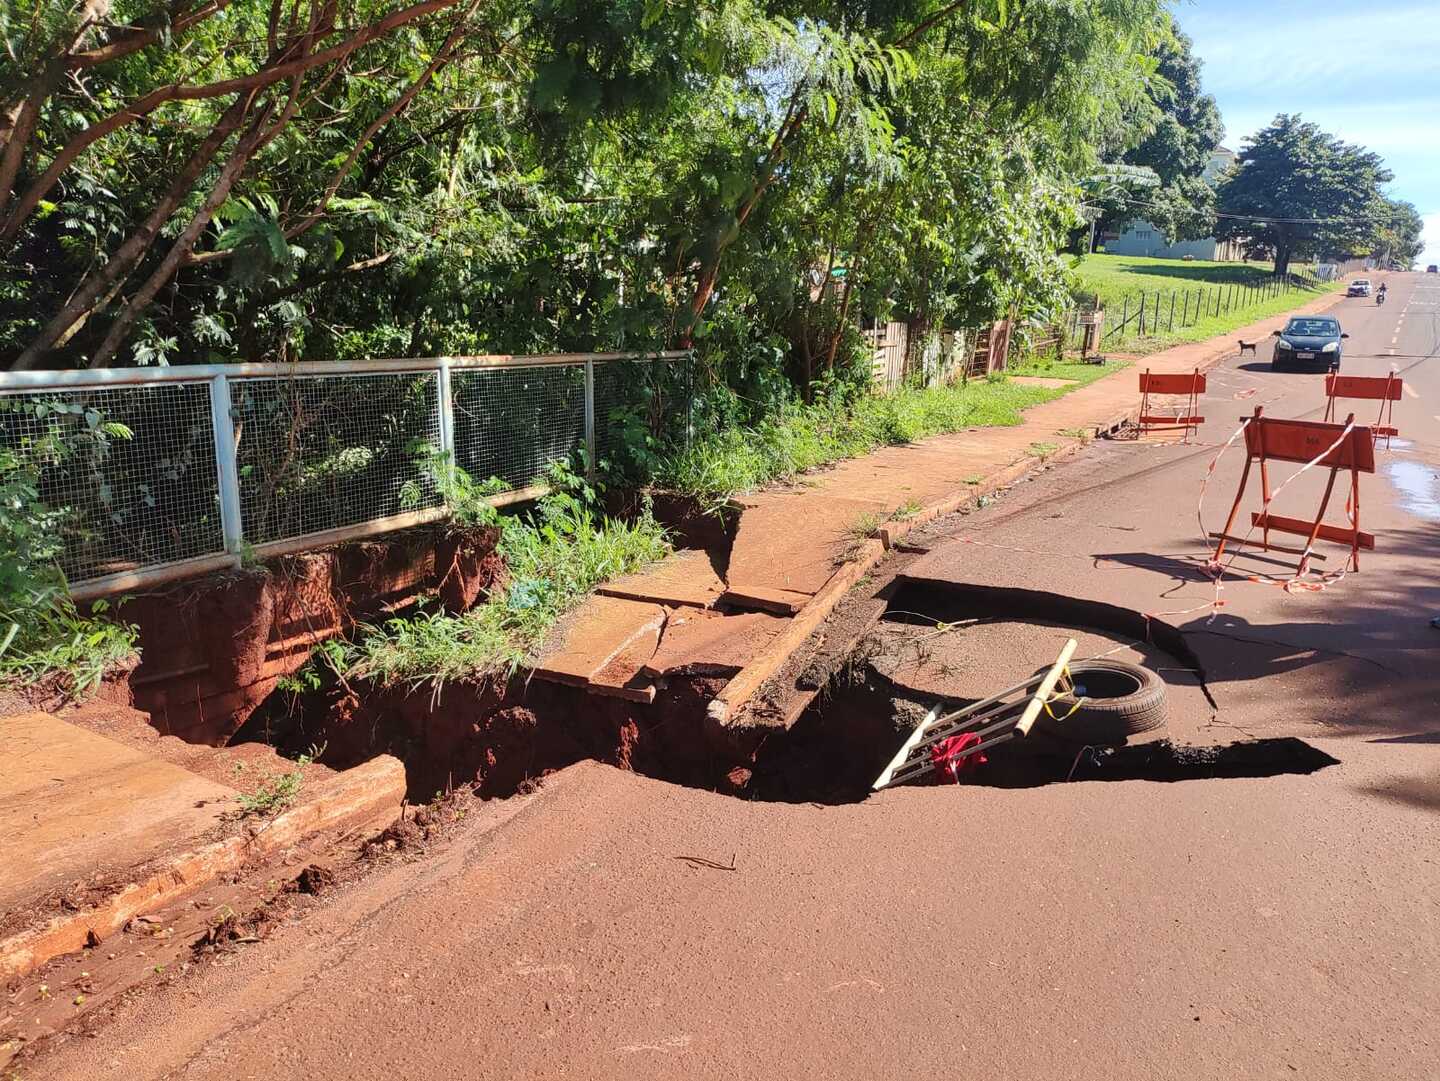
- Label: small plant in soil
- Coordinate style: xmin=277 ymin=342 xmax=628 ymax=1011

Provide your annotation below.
xmin=1027 ymin=441 xmax=1059 ymax=459
xmin=891 ymin=499 xmax=923 ymax=520
xmin=335 ymin=462 xmax=670 ymax=688
xmin=847 ymin=512 xmax=884 ymax=539
xmin=235 ymin=744 xmax=325 ymax=817
xmin=402 ymin=446 xmax=509 ymax=528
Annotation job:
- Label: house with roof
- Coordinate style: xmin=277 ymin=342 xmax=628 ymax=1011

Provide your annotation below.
xmin=1100 ymin=147 xmax=1245 ymax=261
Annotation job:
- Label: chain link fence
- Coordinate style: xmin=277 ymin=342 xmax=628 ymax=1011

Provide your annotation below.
xmin=0 ymin=352 xmax=688 ymax=596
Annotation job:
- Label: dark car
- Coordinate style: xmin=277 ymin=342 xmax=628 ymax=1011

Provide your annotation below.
xmin=1428 ymin=264 xmax=1438 ymax=274
xmin=1272 ymin=316 xmax=1347 ymax=371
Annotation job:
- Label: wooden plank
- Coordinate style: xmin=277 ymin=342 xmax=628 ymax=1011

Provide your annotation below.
xmin=1139 ymin=415 xmax=1204 ymax=427
xmin=1208 ymin=532 xmax=1330 ymax=560
xmin=1249 ymin=513 xmax=1376 ymax=550
xmin=1326 ymin=373 xmax=1402 ymax=401
xmin=1244 ymin=416 xmax=1376 ymax=472
xmin=1139 ymin=372 xmax=1205 ymax=395
xmin=720 ymin=585 xmax=812 ymax=615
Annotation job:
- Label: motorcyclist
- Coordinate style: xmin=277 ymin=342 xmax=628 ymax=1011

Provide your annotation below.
xmin=1377 ymin=281 xmax=1388 ymax=304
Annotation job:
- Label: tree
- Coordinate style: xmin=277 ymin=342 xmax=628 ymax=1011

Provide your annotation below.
xmin=1374 ymin=199 xmax=1424 ymax=269
xmin=1 ymin=0 xmax=1172 ymax=393
xmin=1093 ymin=17 xmax=1223 ymax=244
xmin=1 ymin=0 xmax=493 ymax=370
xmin=1216 ymin=115 xmax=1392 ymax=275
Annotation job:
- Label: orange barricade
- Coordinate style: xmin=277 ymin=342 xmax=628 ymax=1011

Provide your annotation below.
xmin=1137 ymin=367 xmax=1205 ymax=441
xmin=1323 ymin=371 xmax=1401 ymax=448
xmin=1211 ymin=406 xmax=1375 ymax=573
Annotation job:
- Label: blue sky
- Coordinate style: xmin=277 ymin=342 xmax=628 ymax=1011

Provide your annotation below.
xmin=1174 ymin=0 xmax=1440 ymax=267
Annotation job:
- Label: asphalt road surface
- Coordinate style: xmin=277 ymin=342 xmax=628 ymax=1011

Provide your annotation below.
xmin=26 ymin=276 xmax=1440 ymax=1081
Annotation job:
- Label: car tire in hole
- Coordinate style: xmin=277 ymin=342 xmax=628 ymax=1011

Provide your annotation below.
xmin=1033 ymin=658 xmax=1168 ymax=744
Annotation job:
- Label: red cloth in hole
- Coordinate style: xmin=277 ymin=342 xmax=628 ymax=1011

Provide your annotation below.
xmin=930 ymin=732 xmax=987 ymax=784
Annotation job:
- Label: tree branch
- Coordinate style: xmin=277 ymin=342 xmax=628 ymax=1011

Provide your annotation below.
xmin=0 ymin=0 xmax=465 ymax=249
xmin=88 ymin=94 xmax=293 ymax=367
xmin=10 ymin=91 xmax=259 ymax=370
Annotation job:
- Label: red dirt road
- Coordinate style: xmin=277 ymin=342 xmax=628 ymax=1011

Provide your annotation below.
xmin=23 ymin=278 xmax=1440 ymax=1080
xmin=26 ymin=752 xmax=1440 ymax=1080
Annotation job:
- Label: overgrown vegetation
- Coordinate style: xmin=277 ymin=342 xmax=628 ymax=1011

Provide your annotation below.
xmin=335 ymin=465 xmax=669 ymax=687
xmin=655 ymin=365 xmax=1122 ymax=505
xmin=0 ymin=399 xmax=138 ymax=696
xmin=4 ymin=0 xmax=1172 ymax=386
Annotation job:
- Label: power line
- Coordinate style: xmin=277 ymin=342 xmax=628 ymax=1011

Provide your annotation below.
xmin=1084 ymin=192 xmax=1391 ymax=227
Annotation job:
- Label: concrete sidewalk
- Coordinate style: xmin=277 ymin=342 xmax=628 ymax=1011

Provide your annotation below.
xmin=0 ymin=701 xmax=407 ymax=988
xmin=534 ymin=291 xmax=1345 ymax=727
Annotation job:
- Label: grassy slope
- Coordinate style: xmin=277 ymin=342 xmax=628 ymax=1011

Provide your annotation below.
xmin=1074 ymin=254 xmax=1344 ymax=355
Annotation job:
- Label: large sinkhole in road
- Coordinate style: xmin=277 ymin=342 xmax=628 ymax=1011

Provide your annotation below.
xmin=745 ymin=581 xmax=1339 ymax=804
xmin=235 ymin=579 xmax=1338 ymax=806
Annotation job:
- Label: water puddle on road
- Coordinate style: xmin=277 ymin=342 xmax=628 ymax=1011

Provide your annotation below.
xmin=1386 ymin=457 xmax=1440 ymax=521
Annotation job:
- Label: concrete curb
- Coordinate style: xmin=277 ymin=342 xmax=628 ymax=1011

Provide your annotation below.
xmin=0 ymin=755 xmax=406 ymax=982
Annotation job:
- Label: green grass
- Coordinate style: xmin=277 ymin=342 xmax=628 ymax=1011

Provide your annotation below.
xmin=0 ymin=596 xmax=138 ymax=698
xmin=1075 ymin=253 xmax=1303 ymax=303
xmin=338 ymin=486 xmax=670 ymax=687
xmin=1006 ymin=358 xmax=1128 ymax=384
xmin=658 ymin=365 xmax=1124 ymax=505
xmin=1072 ymin=253 xmax=1344 ymax=356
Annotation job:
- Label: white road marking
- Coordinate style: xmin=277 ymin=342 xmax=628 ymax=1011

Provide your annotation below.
xmin=1404 ymin=384 xmax=1419 ymax=399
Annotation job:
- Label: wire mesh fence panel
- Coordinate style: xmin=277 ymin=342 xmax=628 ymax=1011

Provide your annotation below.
xmin=592 ymin=356 xmax=692 ymax=464
xmin=0 ymin=382 xmax=222 ymax=584
xmin=451 ymin=364 xmax=587 ymax=487
xmin=233 ymin=371 xmax=441 ymax=544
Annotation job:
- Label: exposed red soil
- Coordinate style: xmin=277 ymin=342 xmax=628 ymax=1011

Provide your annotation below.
xmin=433 ymin=526 xmax=504 ymax=612
xmin=116 ymin=526 xmax=501 ymax=746
xmin=281 ymin=668 xmax=750 ymax=800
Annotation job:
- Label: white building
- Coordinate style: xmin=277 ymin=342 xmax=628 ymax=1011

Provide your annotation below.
xmin=1101 ymin=147 xmax=1245 ymax=261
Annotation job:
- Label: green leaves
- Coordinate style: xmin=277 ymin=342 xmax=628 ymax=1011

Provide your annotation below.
xmin=1216 ymin=114 xmax=1394 ymax=270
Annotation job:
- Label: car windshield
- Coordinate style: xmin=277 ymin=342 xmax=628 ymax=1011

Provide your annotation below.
xmin=1353 ymin=279 xmax=1370 ymax=285
xmin=1286 ymin=318 xmax=1339 ymax=336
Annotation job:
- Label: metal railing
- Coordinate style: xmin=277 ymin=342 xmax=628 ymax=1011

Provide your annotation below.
xmin=0 ymin=351 xmax=689 ymax=600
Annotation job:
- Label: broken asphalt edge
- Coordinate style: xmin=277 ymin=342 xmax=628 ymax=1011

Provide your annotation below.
xmin=0 ymin=755 xmax=407 ymax=983
xmin=706 ymin=291 xmax=1346 ymax=730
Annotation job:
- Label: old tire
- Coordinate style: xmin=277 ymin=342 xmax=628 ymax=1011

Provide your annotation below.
xmin=1033 ymin=658 xmax=1168 ymax=745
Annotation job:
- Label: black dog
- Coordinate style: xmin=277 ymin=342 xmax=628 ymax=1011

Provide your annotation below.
xmin=1238 ymin=339 xmax=1258 ymax=356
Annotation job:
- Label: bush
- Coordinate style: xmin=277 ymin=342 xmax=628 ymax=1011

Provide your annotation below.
xmin=340 ymin=463 xmax=669 ymax=687
xmin=0 ymin=404 xmax=139 ymax=696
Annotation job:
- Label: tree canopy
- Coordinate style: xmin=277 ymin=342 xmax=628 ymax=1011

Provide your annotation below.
xmin=1215 ymin=114 xmax=1394 ymax=275
xmin=2 ymin=0 xmax=1170 ymax=391
xmin=1093 ymin=17 xmax=1223 ymax=244
xmin=1375 ymin=198 xmax=1424 ymax=269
